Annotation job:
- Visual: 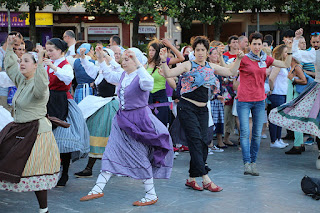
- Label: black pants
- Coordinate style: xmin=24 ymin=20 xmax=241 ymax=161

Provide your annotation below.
xmin=178 ymin=98 xmax=209 ymax=177
xmin=149 ymin=89 xmax=169 ymax=126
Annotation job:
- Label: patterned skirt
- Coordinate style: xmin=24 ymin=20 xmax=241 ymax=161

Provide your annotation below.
xmin=0 ymin=131 xmax=60 ymax=192
xmin=86 ymin=99 xmax=119 ymax=158
xmin=269 ymin=82 xmax=320 ymax=138
xmin=53 ymin=99 xmax=90 ymax=162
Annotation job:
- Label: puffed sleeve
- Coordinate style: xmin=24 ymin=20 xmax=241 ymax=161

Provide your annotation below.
xmin=136 ymin=66 xmax=154 ymax=91
xmin=54 ymin=63 xmax=74 ymax=85
xmin=100 ymin=60 xmax=123 ymax=85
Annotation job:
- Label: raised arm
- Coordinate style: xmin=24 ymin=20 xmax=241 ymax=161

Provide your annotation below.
xmin=79 ymin=48 xmax=99 ymax=79
xmin=33 ymin=50 xmax=49 ymax=99
xmin=95 ymin=46 xmax=122 ymax=85
xmin=43 ymin=58 xmax=74 ymax=85
xmin=210 ymin=50 xmax=244 ymax=77
xmin=126 ymin=49 xmax=154 ymax=91
xmin=272 ymin=39 xmax=292 ymax=68
xmin=292 ymin=28 xmax=316 ymax=64
xmin=4 ymin=35 xmax=24 ymax=86
xmin=162 ymin=38 xmax=184 ymax=65
xmin=159 ymin=48 xmax=190 ymax=78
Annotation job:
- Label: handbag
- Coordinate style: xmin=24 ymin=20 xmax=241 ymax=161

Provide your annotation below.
xmin=295 ymin=72 xmax=314 ymax=94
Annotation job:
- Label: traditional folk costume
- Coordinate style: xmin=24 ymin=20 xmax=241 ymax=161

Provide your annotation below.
xmin=68 ymin=43 xmax=96 ymax=104
xmin=75 ymin=51 xmax=119 ymax=177
xmin=46 ymin=38 xmax=90 ymax=187
xmin=0 ymin=49 xmax=60 ymax=193
xmin=80 ymin=48 xmax=173 ymax=206
xmin=269 ymin=38 xmax=320 ymax=167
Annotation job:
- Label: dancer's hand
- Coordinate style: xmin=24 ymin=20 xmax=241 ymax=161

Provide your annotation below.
xmin=295 ymin=28 xmax=303 ymax=39
xmin=159 ymin=48 xmax=167 ymax=62
xmin=236 ymin=50 xmax=244 ymax=59
xmin=79 ymin=48 xmax=86 ymax=59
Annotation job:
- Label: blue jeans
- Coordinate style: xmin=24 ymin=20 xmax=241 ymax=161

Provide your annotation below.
xmin=237 ymin=100 xmax=265 ymax=164
xmin=268 ymin=94 xmax=286 ymax=142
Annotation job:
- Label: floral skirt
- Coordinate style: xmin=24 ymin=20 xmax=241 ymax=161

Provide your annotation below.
xmin=269 ymin=82 xmax=320 ymax=138
xmin=0 ymin=131 xmax=60 ymax=192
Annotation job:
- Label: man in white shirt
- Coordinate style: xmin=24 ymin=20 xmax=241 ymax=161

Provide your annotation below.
xmin=110 ymin=35 xmax=125 ymax=54
xmin=63 ymin=30 xmax=77 ymax=57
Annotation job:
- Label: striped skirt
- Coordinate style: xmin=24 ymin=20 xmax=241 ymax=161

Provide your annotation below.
xmin=86 ymin=99 xmax=119 ymax=158
xmin=53 ymin=99 xmax=90 ymax=162
xmin=0 ymin=131 xmax=60 ymax=192
xmin=74 ymin=84 xmax=94 ymax=104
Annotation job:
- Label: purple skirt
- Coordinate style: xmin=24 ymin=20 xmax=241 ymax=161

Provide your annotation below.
xmin=101 ymin=108 xmax=174 ymax=179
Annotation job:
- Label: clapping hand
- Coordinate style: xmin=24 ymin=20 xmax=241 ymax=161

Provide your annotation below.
xmin=79 ymin=48 xmax=86 ymax=59
xmin=284 ymin=38 xmax=293 ymax=48
xmin=295 ymin=28 xmax=303 ymax=39
xmin=37 ymin=50 xmax=46 ymax=63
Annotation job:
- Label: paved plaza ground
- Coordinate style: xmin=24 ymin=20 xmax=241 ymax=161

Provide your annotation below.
xmin=1 ymin=134 xmax=320 ymax=213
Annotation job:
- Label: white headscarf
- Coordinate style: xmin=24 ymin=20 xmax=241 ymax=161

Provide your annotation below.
xmin=103 ymin=47 xmax=115 ymax=60
xmin=128 ymin=47 xmax=148 ymax=65
xmin=28 ymin=52 xmax=38 ymax=63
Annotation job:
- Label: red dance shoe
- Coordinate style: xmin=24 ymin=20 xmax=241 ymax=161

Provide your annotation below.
xmin=80 ymin=193 xmax=104 ymax=201
xmin=133 ymin=197 xmax=158 ymax=206
xmin=173 ymin=147 xmax=179 ymax=152
xmin=179 ymin=145 xmax=189 ymax=152
xmin=203 ymin=182 xmax=223 ymax=192
xmin=185 ymin=179 xmax=203 ymax=191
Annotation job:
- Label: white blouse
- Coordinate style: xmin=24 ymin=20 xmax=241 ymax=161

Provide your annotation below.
xmin=46 ymin=57 xmax=74 ymax=85
xmin=99 ymin=60 xmax=154 ymax=92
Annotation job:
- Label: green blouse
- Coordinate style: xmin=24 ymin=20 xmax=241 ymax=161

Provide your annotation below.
xmin=4 ymin=48 xmax=52 ymax=134
xmin=147 ymin=66 xmax=166 ymax=94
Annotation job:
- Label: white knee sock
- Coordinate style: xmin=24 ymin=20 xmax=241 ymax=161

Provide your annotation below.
xmin=39 ymin=207 xmax=48 ymax=213
xmin=142 ymin=178 xmax=157 ymax=201
xmin=88 ymin=171 xmax=112 ymax=195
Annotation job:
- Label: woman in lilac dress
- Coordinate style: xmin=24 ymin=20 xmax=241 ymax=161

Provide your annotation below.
xmin=80 ymin=47 xmax=173 ymax=206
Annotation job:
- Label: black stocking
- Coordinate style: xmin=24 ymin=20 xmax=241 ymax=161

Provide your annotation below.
xmin=35 ymin=190 xmax=47 ymax=209
xmin=85 ymin=157 xmax=97 ymax=171
xmin=60 ymin=153 xmax=71 ymax=176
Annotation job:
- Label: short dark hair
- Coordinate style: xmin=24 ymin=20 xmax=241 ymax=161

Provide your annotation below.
xmin=192 ymin=36 xmax=210 ymax=51
xmin=249 ymin=32 xmax=263 ymax=43
xmin=227 ymin=35 xmax=239 ymax=44
xmin=283 ymin=29 xmax=294 ymax=38
xmin=111 ymin=35 xmax=121 ymax=45
xmin=5 ymin=31 xmax=23 ymax=42
xmin=264 ymin=34 xmax=273 ymax=42
xmin=96 ymin=40 xmax=103 ymax=45
xmin=64 ymin=30 xmax=75 ymax=39
xmin=24 ymin=40 xmax=34 ymax=52
xmin=75 ymin=40 xmax=87 ymax=52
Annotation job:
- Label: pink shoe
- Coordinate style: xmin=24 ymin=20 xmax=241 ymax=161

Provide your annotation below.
xmin=203 ymin=182 xmax=223 ymax=192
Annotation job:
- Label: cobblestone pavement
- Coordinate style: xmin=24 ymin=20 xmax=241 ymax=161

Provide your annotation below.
xmin=1 ymin=133 xmax=319 ymax=213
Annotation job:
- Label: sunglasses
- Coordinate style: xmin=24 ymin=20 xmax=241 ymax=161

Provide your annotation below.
xmin=311 ymin=32 xmax=320 ymax=36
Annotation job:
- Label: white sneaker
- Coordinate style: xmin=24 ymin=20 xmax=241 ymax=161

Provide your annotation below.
xmin=278 ymin=139 xmax=289 ymax=147
xmin=261 ymin=134 xmax=267 ymax=139
xmin=210 ymin=145 xmax=224 ymax=152
xmin=208 ymin=148 xmax=214 ymax=155
xmin=270 ymin=140 xmax=286 ymax=149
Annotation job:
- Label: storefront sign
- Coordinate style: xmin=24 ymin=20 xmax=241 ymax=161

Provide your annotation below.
xmin=0 ymin=13 xmax=25 ymax=27
xmin=25 ymin=13 xmax=53 ymax=26
xmin=88 ymin=27 xmax=119 ymax=35
xmin=0 ymin=12 xmax=53 ymax=27
xmin=139 ymin=26 xmax=156 ymax=34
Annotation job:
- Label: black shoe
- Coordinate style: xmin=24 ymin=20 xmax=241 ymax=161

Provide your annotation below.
xmin=282 ymin=134 xmax=294 ymax=140
xmin=56 ymin=174 xmax=69 ymax=187
xmin=285 ymin=147 xmax=302 ymax=155
xmin=74 ymin=169 xmax=93 ymax=178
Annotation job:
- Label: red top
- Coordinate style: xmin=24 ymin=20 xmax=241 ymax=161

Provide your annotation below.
xmin=237 ymin=55 xmax=274 ymax=102
xmin=223 ymin=51 xmax=237 ymax=59
xmin=47 ymin=59 xmax=73 ymax=99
